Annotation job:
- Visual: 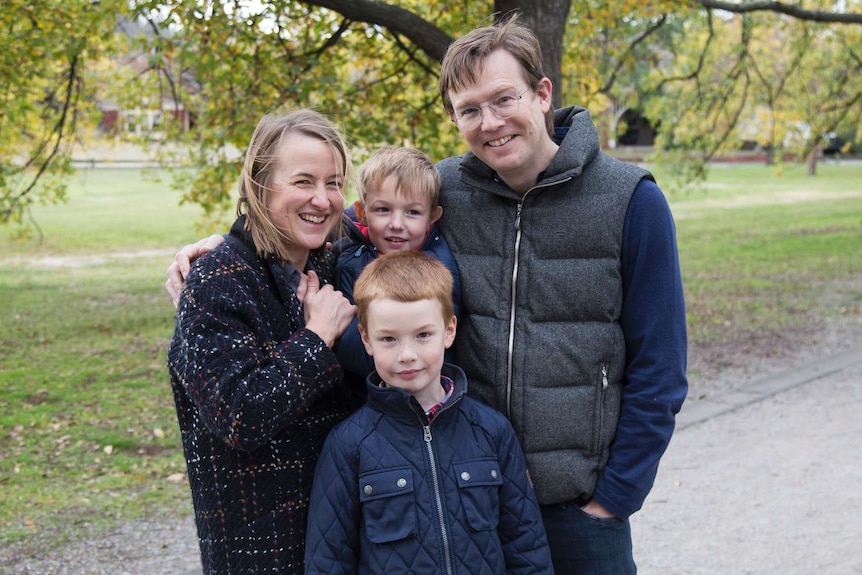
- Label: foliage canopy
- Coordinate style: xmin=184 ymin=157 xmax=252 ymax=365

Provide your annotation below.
xmin=2 ymin=0 xmax=860 ymax=226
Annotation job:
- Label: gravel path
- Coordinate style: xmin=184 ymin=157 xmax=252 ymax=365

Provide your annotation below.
xmin=633 ymin=358 xmax=862 ymax=574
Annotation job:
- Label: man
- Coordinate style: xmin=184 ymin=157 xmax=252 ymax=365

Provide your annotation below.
xmin=166 ymin=15 xmax=687 ymax=574
xmin=434 ymin=15 xmax=687 ymax=573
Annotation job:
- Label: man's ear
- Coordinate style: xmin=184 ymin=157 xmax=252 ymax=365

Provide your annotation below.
xmin=429 ymin=205 xmax=443 ymax=225
xmin=536 ymin=76 xmax=554 ymax=115
xmin=353 ymin=200 xmax=367 ymax=223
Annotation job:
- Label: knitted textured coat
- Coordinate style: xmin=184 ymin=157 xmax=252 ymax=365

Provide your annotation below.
xmin=168 ymin=216 xmax=352 ymax=574
xmin=304 ymin=363 xmax=554 ymax=575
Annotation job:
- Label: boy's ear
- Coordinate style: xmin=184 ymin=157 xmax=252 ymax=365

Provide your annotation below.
xmin=353 ymin=200 xmax=367 ymax=223
xmin=444 ymin=315 xmax=457 ymax=349
xmin=358 ymin=324 xmax=374 ymax=356
xmin=429 ymin=205 xmax=443 ymax=225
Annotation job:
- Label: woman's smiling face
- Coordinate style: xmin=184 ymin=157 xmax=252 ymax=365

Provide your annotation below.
xmin=267 ymin=132 xmax=344 ymax=268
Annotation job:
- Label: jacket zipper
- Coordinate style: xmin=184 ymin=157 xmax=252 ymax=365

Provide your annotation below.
xmin=594 ymin=364 xmax=609 ymax=454
xmin=423 ymin=423 xmax=454 ymax=575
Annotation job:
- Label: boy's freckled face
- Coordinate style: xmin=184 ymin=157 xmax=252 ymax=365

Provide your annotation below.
xmin=363 ymin=175 xmax=442 ymax=255
xmin=360 ymin=297 xmax=457 ymax=410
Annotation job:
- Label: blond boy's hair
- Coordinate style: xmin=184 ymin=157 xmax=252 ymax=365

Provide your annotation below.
xmin=353 ymin=251 xmax=454 ymax=332
xmin=358 ymin=146 xmax=441 ymax=208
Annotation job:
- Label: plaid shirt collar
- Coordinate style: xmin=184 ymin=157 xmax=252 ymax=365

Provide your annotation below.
xmin=424 ymin=375 xmax=455 ymax=423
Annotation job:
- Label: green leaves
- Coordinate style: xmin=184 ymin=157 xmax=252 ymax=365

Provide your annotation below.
xmin=2 ymin=0 xmax=860 ymax=224
xmin=0 ymin=0 xmax=127 ymax=228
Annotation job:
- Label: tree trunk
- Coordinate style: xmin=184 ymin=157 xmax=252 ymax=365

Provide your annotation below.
xmin=494 ymin=0 xmax=572 ymax=108
xmin=806 ymin=145 xmax=819 ymax=176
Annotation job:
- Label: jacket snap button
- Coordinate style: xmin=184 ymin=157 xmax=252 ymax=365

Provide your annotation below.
xmin=363 ymin=485 xmax=373 ymax=495
xmin=397 ymin=478 xmax=407 ymax=488
xmin=461 ymin=471 xmax=471 ymax=481
xmin=491 ymin=470 xmax=498 ymax=479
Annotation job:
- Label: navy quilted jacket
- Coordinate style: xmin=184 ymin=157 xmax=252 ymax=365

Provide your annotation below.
xmin=304 ymin=364 xmax=554 ymax=575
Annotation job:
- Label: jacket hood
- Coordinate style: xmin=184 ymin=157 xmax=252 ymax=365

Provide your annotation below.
xmin=545 ymin=106 xmax=600 ymax=183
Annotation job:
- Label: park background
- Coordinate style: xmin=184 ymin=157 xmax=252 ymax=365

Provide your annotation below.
xmin=2 ymin=1 xmax=862 ymax=571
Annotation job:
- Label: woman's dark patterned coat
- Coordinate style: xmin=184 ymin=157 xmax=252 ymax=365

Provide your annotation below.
xmin=167 ymin=217 xmax=352 ymax=574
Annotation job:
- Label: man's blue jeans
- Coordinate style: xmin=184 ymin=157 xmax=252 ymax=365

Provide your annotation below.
xmin=540 ymin=501 xmax=636 ymax=575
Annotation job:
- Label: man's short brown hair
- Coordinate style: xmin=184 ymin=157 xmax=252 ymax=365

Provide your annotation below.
xmin=438 ymin=13 xmax=546 ymax=116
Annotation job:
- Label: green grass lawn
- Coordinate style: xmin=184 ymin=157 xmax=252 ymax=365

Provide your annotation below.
xmin=0 ymin=169 xmax=232 ymax=542
xmin=663 ymin=162 xmax=862 ymax=341
xmin=1 ymin=162 xmax=860 ymax=544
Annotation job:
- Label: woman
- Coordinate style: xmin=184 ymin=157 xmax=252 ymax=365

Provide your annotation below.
xmin=167 ymin=109 xmax=357 ymax=574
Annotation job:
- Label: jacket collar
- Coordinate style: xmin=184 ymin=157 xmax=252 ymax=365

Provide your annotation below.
xmin=364 ymin=363 xmax=468 ymax=422
xmin=458 ymin=106 xmax=600 ymax=192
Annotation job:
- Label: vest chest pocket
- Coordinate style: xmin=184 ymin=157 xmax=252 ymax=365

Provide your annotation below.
xmin=455 ymin=458 xmax=504 ymax=531
xmin=359 ymin=467 xmax=416 ymax=543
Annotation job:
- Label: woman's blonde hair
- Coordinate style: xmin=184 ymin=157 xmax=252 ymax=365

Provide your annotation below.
xmin=236 ymin=109 xmax=351 ymax=265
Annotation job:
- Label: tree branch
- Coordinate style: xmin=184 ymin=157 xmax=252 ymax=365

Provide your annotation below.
xmin=390 ymin=32 xmax=439 ymax=78
xmin=10 ymin=52 xmax=80 ymax=209
xmin=599 ymin=15 xmax=668 ymax=94
xmin=698 ymin=0 xmax=862 ymax=25
xmin=299 ymin=0 xmax=454 ymax=61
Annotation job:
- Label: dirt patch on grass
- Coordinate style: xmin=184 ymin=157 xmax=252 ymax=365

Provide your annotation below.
xmin=2 ymin=249 xmax=176 ymax=269
xmin=688 ymin=274 xmax=862 ymax=400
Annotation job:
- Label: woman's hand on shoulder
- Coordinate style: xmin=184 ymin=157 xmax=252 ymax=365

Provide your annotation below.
xmin=301 ymin=270 xmax=356 ymax=348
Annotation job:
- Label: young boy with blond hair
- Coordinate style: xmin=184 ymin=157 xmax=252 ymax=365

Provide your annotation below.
xmin=335 ymin=146 xmax=461 ymax=402
xmin=304 ymin=251 xmax=553 ymax=575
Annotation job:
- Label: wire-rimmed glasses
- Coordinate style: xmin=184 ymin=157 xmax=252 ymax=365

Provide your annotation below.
xmin=451 ymin=88 xmax=531 ymax=130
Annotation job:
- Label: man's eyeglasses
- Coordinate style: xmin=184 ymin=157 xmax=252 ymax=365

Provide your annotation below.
xmin=451 ymin=88 xmax=531 ymax=130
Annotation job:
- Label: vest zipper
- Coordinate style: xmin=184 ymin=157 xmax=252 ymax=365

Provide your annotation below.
xmin=506 ymin=202 xmax=524 ymax=418
xmin=505 ymin=178 xmax=572 ymax=420
xmin=423 ymin=423 xmax=454 ymax=575
xmin=594 ymin=364 xmax=609 ymax=454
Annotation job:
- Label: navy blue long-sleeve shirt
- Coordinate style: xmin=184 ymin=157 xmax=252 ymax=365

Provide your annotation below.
xmin=595 ymin=177 xmax=688 ymax=518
